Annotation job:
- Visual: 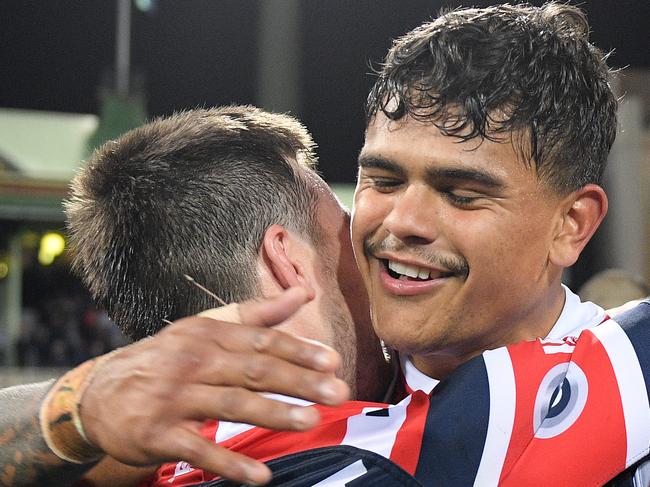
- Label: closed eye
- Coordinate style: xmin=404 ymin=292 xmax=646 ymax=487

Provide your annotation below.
xmin=442 ymin=189 xmax=482 ymax=207
xmin=373 ymin=178 xmax=401 ymax=188
xmin=362 ymin=175 xmax=403 ymax=192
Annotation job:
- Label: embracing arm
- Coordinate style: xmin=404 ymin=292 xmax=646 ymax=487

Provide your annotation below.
xmin=1 ymin=288 xmax=347 ymax=487
xmin=0 ymin=381 xmax=95 ymax=486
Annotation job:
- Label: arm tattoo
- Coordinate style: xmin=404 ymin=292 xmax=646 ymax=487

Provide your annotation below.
xmin=0 ymin=381 xmax=96 ymax=486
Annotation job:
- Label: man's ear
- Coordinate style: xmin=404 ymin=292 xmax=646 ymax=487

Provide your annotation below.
xmin=550 ymin=184 xmax=608 ymax=267
xmin=261 ymin=225 xmax=316 ymax=299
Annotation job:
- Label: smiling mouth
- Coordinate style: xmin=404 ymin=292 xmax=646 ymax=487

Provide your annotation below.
xmin=383 ymin=259 xmax=454 ymax=281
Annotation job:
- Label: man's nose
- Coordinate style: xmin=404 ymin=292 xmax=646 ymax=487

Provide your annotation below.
xmin=383 ymin=185 xmax=438 ymax=245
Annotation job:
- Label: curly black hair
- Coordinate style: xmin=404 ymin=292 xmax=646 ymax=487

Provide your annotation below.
xmin=366 ymin=2 xmax=617 ymax=193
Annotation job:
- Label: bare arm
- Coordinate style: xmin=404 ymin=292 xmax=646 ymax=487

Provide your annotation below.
xmin=77 ymin=457 xmax=156 ymax=487
xmin=0 ymin=381 xmax=96 ymax=486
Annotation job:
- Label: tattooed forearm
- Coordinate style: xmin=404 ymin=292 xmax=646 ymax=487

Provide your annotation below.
xmin=0 ymin=381 xmax=96 ymax=486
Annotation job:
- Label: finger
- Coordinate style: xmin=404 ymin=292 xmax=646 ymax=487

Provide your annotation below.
xmin=178 ymin=384 xmax=322 ymax=430
xmin=199 ymin=303 xmax=242 ymax=323
xmin=212 ymin=322 xmax=341 ymax=373
xmin=157 ymin=427 xmax=272 ymax=485
xmin=251 ymin=330 xmax=341 ymax=374
xmin=163 ymin=316 xmax=342 ymax=377
xmin=238 ymin=286 xmax=311 ymax=328
xmin=194 ymin=350 xmax=348 ymax=405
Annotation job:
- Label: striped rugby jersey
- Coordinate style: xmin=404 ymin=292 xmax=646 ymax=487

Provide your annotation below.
xmin=143 ymin=299 xmax=650 ymax=487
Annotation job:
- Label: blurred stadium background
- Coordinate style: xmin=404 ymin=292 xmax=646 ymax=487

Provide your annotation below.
xmin=1 ymin=0 xmax=649 ymax=383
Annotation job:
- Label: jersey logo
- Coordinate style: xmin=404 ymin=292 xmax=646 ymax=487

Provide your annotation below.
xmin=169 ymin=461 xmax=193 ymax=482
xmin=533 ymin=362 xmax=588 ymax=438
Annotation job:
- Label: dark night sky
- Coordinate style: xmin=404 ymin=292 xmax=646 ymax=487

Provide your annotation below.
xmin=1 ymin=0 xmax=649 ymax=183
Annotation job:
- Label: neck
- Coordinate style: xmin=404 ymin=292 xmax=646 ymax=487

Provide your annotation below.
xmin=412 ymin=284 xmax=567 ymax=380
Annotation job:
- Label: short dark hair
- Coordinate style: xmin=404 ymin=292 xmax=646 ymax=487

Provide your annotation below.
xmin=66 ymin=106 xmax=320 ymax=340
xmin=366 ymin=2 xmax=617 ymax=192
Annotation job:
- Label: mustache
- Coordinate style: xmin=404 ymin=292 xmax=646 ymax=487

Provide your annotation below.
xmin=364 ymin=236 xmax=470 ymax=278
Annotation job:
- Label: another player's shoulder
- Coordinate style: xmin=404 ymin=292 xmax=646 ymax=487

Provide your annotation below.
xmin=611 ymin=299 xmax=650 ymax=327
xmin=193 ymin=445 xmax=422 ymax=487
xmin=152 ymin=395 xmax=432 ymax=486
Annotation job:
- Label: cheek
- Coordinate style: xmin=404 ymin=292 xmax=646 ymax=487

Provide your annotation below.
xmin=461 ymin=214 xmax=552 ymax=292
xmin=352 ymin=188 xmax=390 ymax=228
xmin=351 ymin=194 xmax=379 ymax=259
xmin=350 ymin=219 xmax=365 ymax=270
xmin=445 ymin=211 xmax=522 ymax=277
xmin=339 ymin=248 xmax=369 ymax=305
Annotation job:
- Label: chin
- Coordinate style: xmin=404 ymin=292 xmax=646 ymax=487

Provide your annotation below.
xmin=378 ymin=333 xmax=423 ymax=357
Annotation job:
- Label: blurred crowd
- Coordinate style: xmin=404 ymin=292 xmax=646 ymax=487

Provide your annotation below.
xmin=14 ymin=294 xmax=128 ymax=367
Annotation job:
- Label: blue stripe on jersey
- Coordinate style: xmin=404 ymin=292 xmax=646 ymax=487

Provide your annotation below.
xmin=615 ymin=300 xmax=650 ymax=406
xmin=415 ymin=355 xmax=490 ymax=485
xmin=200 ymin=445 xmax=422 ymax=486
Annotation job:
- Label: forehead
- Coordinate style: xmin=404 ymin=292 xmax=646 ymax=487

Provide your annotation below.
xmin=361 ymin=113 xmax=533 ymax=181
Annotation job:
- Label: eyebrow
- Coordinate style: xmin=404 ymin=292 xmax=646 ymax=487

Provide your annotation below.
xmin=357 ymin=155 xmax=405 ymax=177
xmin=358 ymin=155 xmax=506 ymax=190
xmin=427 ymin=167 xmax=506 ymax=190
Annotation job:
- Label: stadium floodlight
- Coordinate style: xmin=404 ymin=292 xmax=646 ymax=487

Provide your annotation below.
xmin=38 ymin=232 xmax=65 ymax=266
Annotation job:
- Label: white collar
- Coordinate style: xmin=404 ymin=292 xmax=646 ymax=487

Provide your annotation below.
xmin=401 ymin=285 xmax=605 ymax=394
xmin=400 ymin=353 xmax=440 ymax=394
xmin=545 ymin=284 xmax=606 ymax=339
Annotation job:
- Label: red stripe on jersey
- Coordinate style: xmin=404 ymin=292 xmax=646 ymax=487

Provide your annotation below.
xmin=501 ymin=329 xmax=627 ymax=486
xmin=388 ymin=391 xmax=430 ymax=474
xmin=150 ymin=401 xmax=386 ymax=485
xmin=499 ymin=339 xmax=570 ymax=479
xmin=220 ymin=402 xmax=379 ymax=460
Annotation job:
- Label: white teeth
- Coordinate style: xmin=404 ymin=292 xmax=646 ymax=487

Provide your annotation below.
xmin=388 ymin=260 xmax=431 ymax=280
xmin=403 ymin=264 xmax=420 ymax=278
xmin=388 ymin=260 xmax=407 ymax=276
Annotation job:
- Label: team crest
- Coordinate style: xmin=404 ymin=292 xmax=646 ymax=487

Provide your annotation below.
xmin=533 ymin=362 xmax=588 ymax=438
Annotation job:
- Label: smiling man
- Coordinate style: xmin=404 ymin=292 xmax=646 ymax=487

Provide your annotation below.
xmin=353 ymin=2 xmax=615 ymax=382
xmin=146 ymin=4 xmax=645 ymax=486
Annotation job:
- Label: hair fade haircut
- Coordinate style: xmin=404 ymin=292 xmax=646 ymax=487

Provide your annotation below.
xmin=66 ymin=105 xmax=320 ymax=341
xmin=366 ymin=2 xmax=618 ymax=193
